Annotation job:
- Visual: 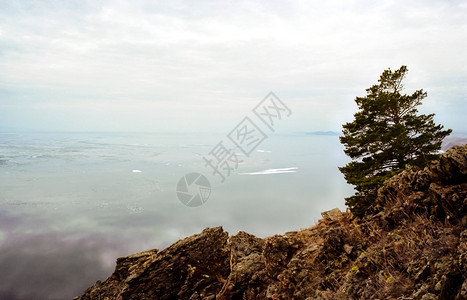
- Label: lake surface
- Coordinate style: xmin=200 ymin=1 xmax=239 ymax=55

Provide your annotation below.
xmin=0 ymin=131 xmax=353 ymax=299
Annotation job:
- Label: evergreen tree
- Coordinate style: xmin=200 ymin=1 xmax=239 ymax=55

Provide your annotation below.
xmin=339 ymin=66 xmax=451 ymax=217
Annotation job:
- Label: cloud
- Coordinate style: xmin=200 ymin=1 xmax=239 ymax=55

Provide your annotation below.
xmin=0 ymin=0 xmax=465 ymax=131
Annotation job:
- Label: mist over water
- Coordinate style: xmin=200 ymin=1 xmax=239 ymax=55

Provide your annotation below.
xmin=0 ymin=131 xmax=353 ymax=299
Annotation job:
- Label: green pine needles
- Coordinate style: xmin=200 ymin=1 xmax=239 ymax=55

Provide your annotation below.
xmin=339 ymin=66 xmax=452 ymax=217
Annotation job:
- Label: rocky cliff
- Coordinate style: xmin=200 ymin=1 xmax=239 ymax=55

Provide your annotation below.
xmin=76 ymin=145 xmax=467 ymax=300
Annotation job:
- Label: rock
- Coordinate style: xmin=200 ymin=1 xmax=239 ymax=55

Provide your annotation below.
xmin=371 ymin=145 xmax=467 ymax=226
xmin=217 ymin=231 xmax=265 ymax=299
xmin=457 ymin=280 xmax=467 ymax=299
xmin=76 ymin=227 xmax=230 ymax=300
xmin=343 ymin=244 xmax=353 ymax=255
xmin=421 ymin=293 xmax=438 ymax=300
xmin=435 ymin=280 xmax=442 ymax=291
xmin=321 ymin=208 xmax=343 ymax=221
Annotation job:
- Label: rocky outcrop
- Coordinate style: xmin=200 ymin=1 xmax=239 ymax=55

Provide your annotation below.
xmin=77 ymin=227 xmax=230 ymax=299
xmin=369 ymin=144 xmax=467 ymax=227
xmin=76 ymin=145 xmax=467 ymax=300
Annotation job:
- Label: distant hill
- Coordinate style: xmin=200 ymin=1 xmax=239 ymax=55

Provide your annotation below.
xmin=442 ymin=136 xmax=467 ymax=151
xmin=305 ymin=131 xmax=340 ymax=136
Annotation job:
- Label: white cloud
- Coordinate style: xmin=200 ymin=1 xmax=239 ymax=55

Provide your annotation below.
xmin=0 ymin=0 xmax=466 ymax=131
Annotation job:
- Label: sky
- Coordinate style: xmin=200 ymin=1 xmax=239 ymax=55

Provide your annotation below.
xmin=0 ymin=0 xmax=466 ymax=133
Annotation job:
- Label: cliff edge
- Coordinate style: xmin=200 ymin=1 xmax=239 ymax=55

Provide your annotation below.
xmin=76 ymin=145 xmax=467 ymax=299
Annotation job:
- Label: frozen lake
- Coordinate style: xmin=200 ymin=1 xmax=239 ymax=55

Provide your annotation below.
xmin=0 ymin=131 xmax=353 ymax=299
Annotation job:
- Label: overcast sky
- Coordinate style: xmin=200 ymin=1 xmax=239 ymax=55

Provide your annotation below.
xmin=0 ymin=0 xmax=466 ymax=133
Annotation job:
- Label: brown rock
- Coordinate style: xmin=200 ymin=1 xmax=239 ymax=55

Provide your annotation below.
xmin=321 ymin=208 xmax=343 ymax=221
xmin=343 ymin=244 xmax=353 ymax=255
xmin=217 ymin=231 xmax=265 ymax=299
xmin=75 ymin=227 xmax=230 ymax=300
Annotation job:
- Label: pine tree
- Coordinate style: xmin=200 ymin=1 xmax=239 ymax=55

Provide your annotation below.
xmin=339 ymin=66 xmax=452 ymax=217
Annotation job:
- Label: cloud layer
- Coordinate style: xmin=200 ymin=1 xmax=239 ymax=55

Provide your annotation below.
xmin=0 ymin=0 xmax=466 ymax=132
